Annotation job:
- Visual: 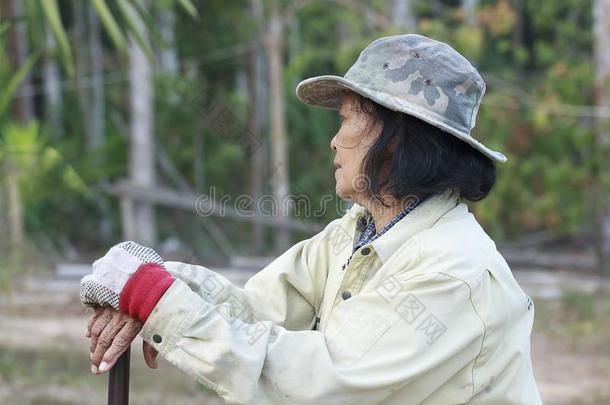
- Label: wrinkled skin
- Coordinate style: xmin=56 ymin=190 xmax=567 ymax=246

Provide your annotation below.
xmin=86 ymin=306 xmax=158 ymax=374
xmin=331 ymin=91 xmax=382 ymax=201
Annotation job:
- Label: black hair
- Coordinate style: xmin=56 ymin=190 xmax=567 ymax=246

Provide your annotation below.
xmin=353 ymin=93 xmax=497 ymax=205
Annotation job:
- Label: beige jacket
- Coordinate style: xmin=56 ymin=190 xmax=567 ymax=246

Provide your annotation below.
xmin=140 ymin=188 xmax=543 ymax=404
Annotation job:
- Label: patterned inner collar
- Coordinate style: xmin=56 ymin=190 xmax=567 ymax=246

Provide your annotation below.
xmin=353 ymin=194 xmax=429 ymax=253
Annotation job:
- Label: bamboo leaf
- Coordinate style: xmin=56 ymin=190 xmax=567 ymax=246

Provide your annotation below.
xmin=91 ymin=0 xmax=128 ymax=51
xmin=129 ymin=0 xmax=164 ymax=46
xmin=177 ymin=0 xmax=199 ymax=18
xmin=116 ymin=0 xmax=156 ymax=62
xmin=24 ymin=0 xmax=44 ymax=46
xmin=40 ymin=0 xmax=74 ymax=77
xmin=41 ymin=146 xmax=61 ymax=172
xmin=42 ymin=147 xmax=90 ymax=195
xmin=0 ymin=52 xmax=40 ymax=120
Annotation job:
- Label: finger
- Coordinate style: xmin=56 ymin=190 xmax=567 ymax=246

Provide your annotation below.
xmin=89 ymin=308 xmax=114 ymax=354
xmin=98 ymin=320 xmax=141 ymax=374
xmin=86 ymin=313 xmax=96 ymax=338
xmin=143 ymin=341 xmax=158 ymax=369
xmin=91 ymin=316 xmax=126 ymax=369
xmin=86 ymin=307 xmax=104 ymax=337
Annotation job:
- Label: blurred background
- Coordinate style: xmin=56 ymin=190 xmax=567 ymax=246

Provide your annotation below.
xmin=0 ymin=0 xmax=609 ymax=404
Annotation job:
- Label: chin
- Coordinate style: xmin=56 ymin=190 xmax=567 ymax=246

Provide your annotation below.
xmin=335 ymin=184 xmax=351 ymax=201
xmin=335 ymin=184 xmax=345 ymax=198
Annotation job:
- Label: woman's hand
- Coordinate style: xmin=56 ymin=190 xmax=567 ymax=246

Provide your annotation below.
xmin=86 ymin=306 xmax=158 ymax=374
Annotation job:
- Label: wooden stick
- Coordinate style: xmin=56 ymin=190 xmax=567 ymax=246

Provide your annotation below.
xmin=108 ymin=348 xmax=130 ymax=405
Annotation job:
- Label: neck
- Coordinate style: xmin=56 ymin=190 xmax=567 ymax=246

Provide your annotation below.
xmin=358 ymin=194 xmax=414 ymax=232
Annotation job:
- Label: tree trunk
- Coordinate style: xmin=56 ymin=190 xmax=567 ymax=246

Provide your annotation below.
xmin=248 ymin=0 xmax=267 ymax=253
xmin=512 ymin=0 xmax=524 ymax=61
xmin=2 ymin=0 xmax=34 ymax=123
xmin=43 ymin=24 xmax=63 ymax=138
xmin=84 ymin=3 xmax=113 ymax=243
xmin=158 ymin=7 xmax=179 ymax=74
xmin=461 ymin=0 xmax=479 ymax=25
xmin=88 ymin=4 xmax=105 ymax=153
xmin=194 ymin=122 xmax=205 ymax=191
xmin=73 ymin=1 xmax=92 ymax=145
xmin=391 ymin=0 xmax=416 ymax=30
xmin=593 ymin=0 xmax=610 ymax=275
xmin=288 ymin=15 xmax=301 ymax=62
xmin=264 ymin=0 xmax=291 ymax=253
xmin=5 ymin=159 xmax=23 ymax=250
xmin=127 ymin=3 xmax=157 ymax=246
xmin=190 ymin=61 xmax=205 ymax=190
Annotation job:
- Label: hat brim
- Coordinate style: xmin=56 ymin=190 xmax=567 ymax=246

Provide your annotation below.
xmin=296 ymin=75 xmax=361 ymax=110
xmin=295 ymin=75 xmax=508 ymax=163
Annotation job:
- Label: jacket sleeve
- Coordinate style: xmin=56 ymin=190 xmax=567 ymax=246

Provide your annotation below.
xmin=139 ymin=260 xmax=487 ymax=404
xmin=161 ymin=221 xmax=334 ymax=332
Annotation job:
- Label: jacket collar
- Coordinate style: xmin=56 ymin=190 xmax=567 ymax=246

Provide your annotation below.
xmin=350 ymin=188 xmax=463 ymax=264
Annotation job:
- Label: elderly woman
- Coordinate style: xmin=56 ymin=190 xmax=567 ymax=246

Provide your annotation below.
xmin=81 ymin=34 xmax=542 ymax=404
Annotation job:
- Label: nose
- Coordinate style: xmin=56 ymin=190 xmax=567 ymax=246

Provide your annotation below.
xmin=330 ymin=133 xmax=338 ymax=151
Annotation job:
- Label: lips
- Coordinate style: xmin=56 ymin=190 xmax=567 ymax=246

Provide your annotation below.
xmin=334 ymin=162 xmax=342 ymax=169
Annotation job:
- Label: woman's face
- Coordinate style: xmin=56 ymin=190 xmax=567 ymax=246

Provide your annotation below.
xmin=331 ymin=92 xmax=382 ymax=204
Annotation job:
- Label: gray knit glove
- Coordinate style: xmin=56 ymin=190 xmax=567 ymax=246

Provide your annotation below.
xmin=80 ymin=241 xmax=164 ymax=309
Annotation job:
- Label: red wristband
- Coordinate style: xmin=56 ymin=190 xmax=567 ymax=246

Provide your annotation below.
xmin=119 ymin=263 xmax=175 ymax=323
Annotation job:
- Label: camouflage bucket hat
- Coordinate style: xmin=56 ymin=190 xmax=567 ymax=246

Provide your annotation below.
xmin=295 ymin=34 xmax=507 ymax=163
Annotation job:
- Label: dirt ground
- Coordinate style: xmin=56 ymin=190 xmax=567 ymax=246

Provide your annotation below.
xmin=1 ymin=272 xmax=609 ymax=405
xmin=531 ymin=332 xmax=610 ymax=404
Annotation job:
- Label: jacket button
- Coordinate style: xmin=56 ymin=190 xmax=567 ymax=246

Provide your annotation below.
xmin=153 ymin=334 xmax=162 ymax=344
xmin=357 ymin=217 xmax=368 ymax=231
xmin=341 ymin=291 xmax=352 ymax=300
xmin=361 ymin=247 xmax=371 ymax=256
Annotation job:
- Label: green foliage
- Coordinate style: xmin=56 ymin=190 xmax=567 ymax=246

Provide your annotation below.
xmin=0 ymin=52 xmax=38 ymax=122
xmin=40 ymin=0 xmax=74 ymax=76
xmin=469 ymin=0 xmax=603 ymax=239
xmin=0 ymin=122 xmax=91 ymax=237
xmin=2 ymin=0 xmax=607 ymax=256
